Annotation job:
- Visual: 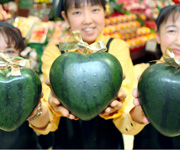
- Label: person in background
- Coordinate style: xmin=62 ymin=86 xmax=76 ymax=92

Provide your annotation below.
xmin=132 ymin=4 xmax=180 ymax=149
xmin=0 ymin=22 xmax=42 ymax=149
xmin=28 ymin=0 xmax=147 ymax=149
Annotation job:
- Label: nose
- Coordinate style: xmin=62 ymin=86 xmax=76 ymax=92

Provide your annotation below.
xmin=83 ymin=10 xmax=93 ymax=25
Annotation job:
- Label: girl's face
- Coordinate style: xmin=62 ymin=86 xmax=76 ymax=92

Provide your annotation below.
xmin=157 ymin=14 xmax=180 ymax=60
xmin=0 ymin=34 xmax=18 ymax=58
xmin=62 ymin=2 xmax=105 ymax=44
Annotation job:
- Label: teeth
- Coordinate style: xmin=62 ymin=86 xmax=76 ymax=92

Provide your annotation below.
xmin=84 ymin=28 xmax=93 ymax=31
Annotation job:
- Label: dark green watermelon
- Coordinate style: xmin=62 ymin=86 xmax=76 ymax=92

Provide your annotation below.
xmin=50 ymin=51 xmax=123 ymax=120
xmin=0 ymin=68 xmax=42 ymax=131
xmin=138 ymin=63 xmax=180 ymax=137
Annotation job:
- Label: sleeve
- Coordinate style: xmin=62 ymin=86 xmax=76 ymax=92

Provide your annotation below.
xmin=113 ymin=63 xmax=149 ymax=135
xmin=113 ymin=62 xmax=150 ymax=135
xmin=100 ymin=39 xmax=136 ymax=120
xmin=29 ymin=97 xmax=61 ymax=135
xmin=100 ymin=39 xmax=147 ymax=135
xmin=30 ymin=44 xmax=62 ymax=135
xmin=41 ymin=44 xmax=61 ymax=81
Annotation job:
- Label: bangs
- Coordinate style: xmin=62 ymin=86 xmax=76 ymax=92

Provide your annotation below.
xmin=167 ymin=11 xmax=180 ymax=23
xmin=156 ymin=5 xmax=180 ymax=31
xmin=64 ymin=0 xmax=105 ymax=10
xmin=0 ymin=27 xmax=25 ymax=51
xmin=73 ymin=0 xmax=102 ymax=8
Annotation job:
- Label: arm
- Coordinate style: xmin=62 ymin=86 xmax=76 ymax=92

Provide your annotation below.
xmin=130 ymin=63 xmax=150 ymax=124
xmin=28 ymin=45 xmax=63 ymax=134
xmin=28 ymin=45 xmax=79 ymax=134
xmin=28 ymin=100 xmax=50 ymax=130
xmin=130 ymin=87 xmax=149 ymax=124
xmin=113 ymin=62 xmax=150 ymax=135
xmin=108 ymin=39 xmax=147 ymax=135
xmin=100 ymin=39 xmax=135 ymax=120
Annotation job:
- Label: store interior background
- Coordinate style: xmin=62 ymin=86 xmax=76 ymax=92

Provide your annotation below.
xmin=0 ymin=0 xmax=180 ymax=149
xmin=0 ymin=0 xmax=176 ymax=75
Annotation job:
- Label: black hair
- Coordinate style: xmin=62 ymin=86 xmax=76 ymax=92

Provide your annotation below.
xmin=0 ymin=26 xmax=25 ymax=52
xmin=56 ymin=0 xmax=106 ymax=20
xmin=0 ymin=21 xmax=23 ymax=38
xmin=156 ymin=4 xmax=180 ymax=32
xmin=154 ymin=5 xmax=180 ymax=59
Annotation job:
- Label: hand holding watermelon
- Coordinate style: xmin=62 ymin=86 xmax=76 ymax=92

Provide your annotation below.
xmin=0 ymin=53 xmax=42 ymax=131
xmin=45 ymin=78 xmax=78 ymax=120
xmin=49 ymin=51 xmax=123 ymax=121
xmin=101 ymin=75 xmax=127 ymax=117
xmin=137 ymin=49 xmax=180 ymax=137
xmin=27 ymin=93 xmax=44 ymax=121
xmin=47 ymin=71 xmax=125 ymax=120
xmin=49 ymin=31 xmax=124 ymax=121
xmin=130 ymin=88 xmax=149 ymax=124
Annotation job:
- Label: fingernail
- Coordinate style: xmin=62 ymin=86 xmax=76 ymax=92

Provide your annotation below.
xmin=143 ymin=117 xmax=149 ymax=124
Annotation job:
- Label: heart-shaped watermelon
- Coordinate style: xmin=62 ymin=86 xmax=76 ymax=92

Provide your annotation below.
xmin=138 ymin=63 xmax=180 ymax=137
xmin=0 ymin=68 xmax=42 ymax=131
xmin=50 ymin=52 xmax=123 ymax=120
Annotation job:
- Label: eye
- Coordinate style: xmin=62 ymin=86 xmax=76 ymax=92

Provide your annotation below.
xmin=6 ymin=50 xmax=16 ymax=54
xmin=91 ymin=5 xmax=102 ymax=13
xmin=72 ymin=9 xmax=81 ymax=15
xmin=168 ymin=29 xmax=176 ymax=33
xmin=92 ymin=8 xmax=100 ymax=12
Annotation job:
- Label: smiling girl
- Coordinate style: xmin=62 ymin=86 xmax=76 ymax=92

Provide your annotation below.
xmin=132 ymin=4 xmax=180 ymax=149
xmin=28 ymin=0 xmax=146 ymax=149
